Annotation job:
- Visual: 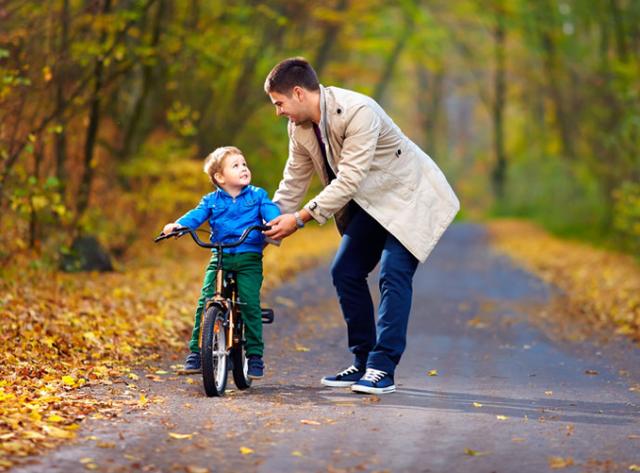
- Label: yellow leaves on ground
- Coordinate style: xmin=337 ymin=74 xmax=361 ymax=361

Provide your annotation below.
xmin=168 ymin=432 xmax=194 ymax=440
xmin=427 ymin=369 xmax=438 ymax=376
xmin=239 ymin=446 xmax=254 ymax=455
xmin=472 ymin=402 xmax=483 ymax=408
xmin=0 ymin=225 xmax=340 ymax=468
xmin=489 ymin=220 xmax=640 ymax=341
xmin=496 ymin=415 xmax=508 ymax=421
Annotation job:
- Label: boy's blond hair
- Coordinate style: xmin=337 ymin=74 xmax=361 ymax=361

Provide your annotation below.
xmin=203 ymin=146 xmax=243 ymax=186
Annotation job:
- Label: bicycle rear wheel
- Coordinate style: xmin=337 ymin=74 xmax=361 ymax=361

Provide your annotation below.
xmin=231 ymin=320 xmax=252 ymax=390
xmin=201 ymin=306 xmax=228 ymax=397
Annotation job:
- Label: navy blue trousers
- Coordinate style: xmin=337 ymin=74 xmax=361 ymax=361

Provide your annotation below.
xmin=330 ymin=205 xmax=419 ymax=375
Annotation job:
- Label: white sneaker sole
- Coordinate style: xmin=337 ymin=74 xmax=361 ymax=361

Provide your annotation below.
xmin=321 ymin=378 xmax=357 ymax=387
xmin=351 ymin=384 xmax=396 ymax=394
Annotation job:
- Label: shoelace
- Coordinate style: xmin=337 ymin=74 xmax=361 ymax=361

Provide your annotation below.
xmin=337 ymin=365 xmax=359 ymax=377
xmin=361 ymin=368 xmax=387 ymax=383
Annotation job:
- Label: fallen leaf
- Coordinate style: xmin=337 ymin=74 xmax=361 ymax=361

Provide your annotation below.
xmin=629 ymin=465 xmax=640 ymax=471
xmin=155 ymin=370 xmax=168 ymax=375
xmin=472 ymin=402 xmax=483 ymax=408
xmin=300 ymin=419 xmax=321 ymax=425
xmin=584 ymin=370 xmax=599 ymax=375
xmin=511 ymin=437 xmax=526 ymax=443
xmin=467 ymin=317 xmax=488 ymax=329
xmin=545 ymin=391 xmax=553 ymax=396
xmin=275 ymin=296 xmax=296 ymax=308
xmin=96 ymin=441 xmax=116 ymax=448
xmin=168 ymin=432 xmax=193 ymax=440
xmin=79 ymin=458 xmax=94 ymax=464
xmin=186 ymin=467 xmax=209 ymax=473
xmin=464 ymin=448 xmax=488 ymax=456
xmin=549 ymin=456 xmax=574 ymax=469
xmin=294 ymin=344 xmax=310 ymax=352
xmin=427 ymin=370 xmax=438 ymax=377
xmin=496 ymin=415 xmax=508 ymax=421
xmin=291 ymin=451 xmax=303 ymax=457
xmin=62 ymin=375 xmax=76 ymax=386
xmin=239 ymin=446 xmax=254 ymax=455
xmin=145 ymin=374 xmax=165 ymax=382
xmin=47 ymin=414 xmax=65 ymax=423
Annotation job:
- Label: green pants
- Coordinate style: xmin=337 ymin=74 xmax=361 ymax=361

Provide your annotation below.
xmin=189 ymin=252 xmax=264 ymax=357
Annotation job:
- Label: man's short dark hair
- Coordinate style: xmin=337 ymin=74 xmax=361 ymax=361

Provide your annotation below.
xmin=264 ymin=57 xmax=320 ymax=95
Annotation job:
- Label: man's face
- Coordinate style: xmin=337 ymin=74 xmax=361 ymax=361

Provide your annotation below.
xmin=268 ymin=87 xmax=309 ymax=124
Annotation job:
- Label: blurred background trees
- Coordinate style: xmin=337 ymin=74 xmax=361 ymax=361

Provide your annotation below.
xmin=0 ymin=0 xmax=638 ymax=266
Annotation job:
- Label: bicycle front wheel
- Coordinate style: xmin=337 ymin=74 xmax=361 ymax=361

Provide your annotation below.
xmin=201 ymin=306 xmax=228 ymax=397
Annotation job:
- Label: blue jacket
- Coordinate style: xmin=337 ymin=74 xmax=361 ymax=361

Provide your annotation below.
xmin=176 ymin=185 xmax=281 ymax=254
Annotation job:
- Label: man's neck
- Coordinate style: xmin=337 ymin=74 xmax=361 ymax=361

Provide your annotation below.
xmin=309 ymin=90 xmax=321 ymax=124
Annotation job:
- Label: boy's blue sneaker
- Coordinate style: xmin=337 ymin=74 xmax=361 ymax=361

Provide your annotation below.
xmin=247 ymin=355 xmax=264 ymax=379
xmin=183 ymin=351 xmax=201 ymax=374
xmin=351 ymin=368 xmax=396 ymax=394
xmin=321 ymin=365 xmax=365 ymax=387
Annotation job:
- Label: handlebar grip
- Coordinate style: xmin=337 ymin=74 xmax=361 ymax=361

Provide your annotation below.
xmin=154 ymin=227 xmax=190 ymax=243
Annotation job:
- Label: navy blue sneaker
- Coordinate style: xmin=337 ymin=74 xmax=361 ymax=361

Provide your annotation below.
xmin=351 ymin=368 xmax=396 ymax=394
xmin=321 ymin=365 xmax=365 ymax=387
xmin=183 ymin=351 xmax=201 ymax=374
xmin=247 ymin=355 xmax=264 ymax=379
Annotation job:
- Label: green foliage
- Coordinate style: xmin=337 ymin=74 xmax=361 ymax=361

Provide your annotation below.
xmin=613 ymin=182 xmax=640 ymax=255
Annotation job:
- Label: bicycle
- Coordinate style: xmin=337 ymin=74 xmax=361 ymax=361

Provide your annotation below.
xmin=154 ymin=225 xmax=274 ymax=397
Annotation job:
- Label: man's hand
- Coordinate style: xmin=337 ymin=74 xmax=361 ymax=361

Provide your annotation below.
xmin=264 ymin=214 xmax=298 ymax=240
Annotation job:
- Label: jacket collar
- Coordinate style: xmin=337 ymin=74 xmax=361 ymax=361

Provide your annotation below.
xmin=215 ymin=185 xmax=250 ymax=199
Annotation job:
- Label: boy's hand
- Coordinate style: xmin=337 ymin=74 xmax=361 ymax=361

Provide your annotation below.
xmin=162 ymin=222 xmax=182 ymax=235
xmin=264 ymin=214 xmax=298 ymax=240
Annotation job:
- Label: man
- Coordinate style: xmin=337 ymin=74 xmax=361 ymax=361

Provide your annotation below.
xmin=264 ymin=57 xmax=459 ymax=395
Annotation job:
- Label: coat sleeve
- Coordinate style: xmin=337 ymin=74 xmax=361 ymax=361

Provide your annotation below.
xmin=272 ymin=122 xmax=316 ymax=214
xmin=176 ymin=195 xmax=212 ymax=229
xmin=304 ymin=105 xmax=381 ymax=224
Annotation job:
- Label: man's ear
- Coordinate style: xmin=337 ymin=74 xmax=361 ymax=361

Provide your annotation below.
xmin=293 ymin=86 xmax=305 ymax=102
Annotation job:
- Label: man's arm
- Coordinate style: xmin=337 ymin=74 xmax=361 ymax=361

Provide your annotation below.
xmin=272 ymin=123 xmax=316 ymax=214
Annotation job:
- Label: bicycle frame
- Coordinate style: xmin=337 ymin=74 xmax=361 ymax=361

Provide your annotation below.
xmin=155 ymin=224 xmax=270 ymax=352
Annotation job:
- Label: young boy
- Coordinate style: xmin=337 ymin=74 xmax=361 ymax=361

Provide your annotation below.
xmin=163 ymin=146 xmax=280 ymax=378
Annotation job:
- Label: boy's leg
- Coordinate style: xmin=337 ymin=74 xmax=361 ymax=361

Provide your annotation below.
xmin=188 ymin=253 xmax=218 ymax=353
xmin=229 ymin=252 xmax=264 ymax=358
xmin=330 ymin=205 xmax=387 ymax=370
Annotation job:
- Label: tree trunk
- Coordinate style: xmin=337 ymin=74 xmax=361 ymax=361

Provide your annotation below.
xmin=314 ymin=0 xmax=349 ymax=77
xmin=491 ymin=2 xmax=507 ymax=200
xmin=417 ymin=65 xmax=445 ymax=157
xmin=55 ymin=0 xmax=70 ymax=197
xmin=120 ymin=0 xmax=165 ymax=159
xmin=373 ymin=8 xmax=415 ymax=104
xmin=76 ymin=0 xmax=112 ymax=221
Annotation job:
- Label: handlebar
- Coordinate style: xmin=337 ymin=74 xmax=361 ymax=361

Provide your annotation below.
xmin=154 ymin=225 xmax=271 ymax=249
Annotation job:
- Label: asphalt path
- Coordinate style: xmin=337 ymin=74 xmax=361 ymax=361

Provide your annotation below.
xmin=10 ymin=223 xmax=640 ymax=473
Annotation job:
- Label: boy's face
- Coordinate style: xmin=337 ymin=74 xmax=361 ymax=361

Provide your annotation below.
xmin=215 ymin=153 xmax=251 ymax=191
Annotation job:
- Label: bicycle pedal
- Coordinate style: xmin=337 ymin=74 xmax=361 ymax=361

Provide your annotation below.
xmin=261 ymin=308 xmax=274 ymax=324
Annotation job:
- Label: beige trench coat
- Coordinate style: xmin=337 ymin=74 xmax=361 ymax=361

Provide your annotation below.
xmin=272 ymin=85 xmax=460 ymax=263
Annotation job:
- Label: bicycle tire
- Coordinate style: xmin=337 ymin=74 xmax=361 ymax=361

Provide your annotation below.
xmin=231 ymin=320 xmax=252 ymax=390
xmin=201 ymin=306 xmax=228 ymax=397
